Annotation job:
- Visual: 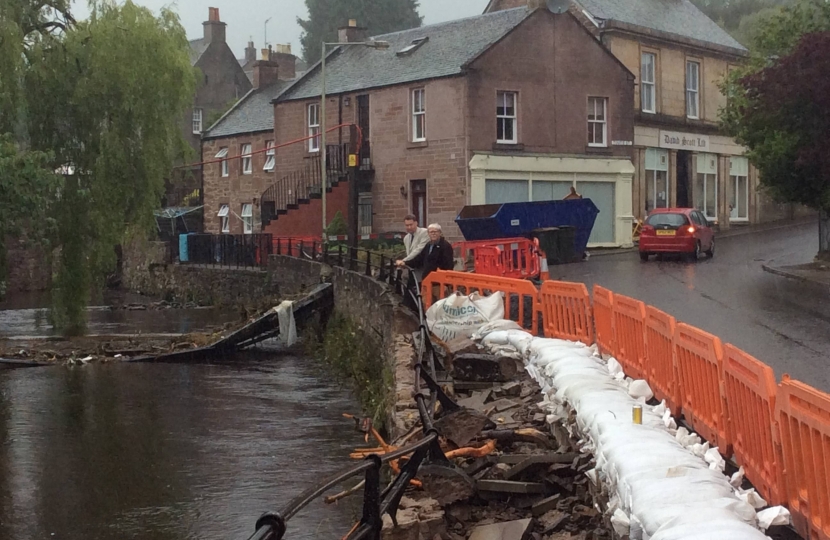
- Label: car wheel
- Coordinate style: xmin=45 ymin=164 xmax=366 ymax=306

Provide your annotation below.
xmin=689 ymin=241 xmax=701 ymax=262
xmin=705 ymin=238 xmax=715 ymax=258
xmin=640 ymin=252 xmax=649 ymax=262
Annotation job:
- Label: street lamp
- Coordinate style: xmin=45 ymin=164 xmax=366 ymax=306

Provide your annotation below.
xmin=320 ymin=39 xmax=390 ymax=244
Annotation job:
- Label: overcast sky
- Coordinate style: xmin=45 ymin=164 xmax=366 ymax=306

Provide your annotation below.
xmin=70 ymin=0 xmax=488 ymax=58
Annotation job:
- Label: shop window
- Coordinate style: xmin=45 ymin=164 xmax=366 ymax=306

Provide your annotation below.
xmin=645 ymin=148 xmax=669 ymax=212
xmin=729 ymin=157 xmax=749 ymax=221
xmin=485 ymin=179 xmax=528 ymax=204
xmin=695 ymin=153 xmax=718 ymax=221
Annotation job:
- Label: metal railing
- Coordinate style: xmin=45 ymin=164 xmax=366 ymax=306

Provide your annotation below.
xmin=184 ymin=234 xmax=273 ymax=268
xmin=242 ymin=261 xmax=456 ymax=540
xmin=260 ymin=145 xmax=348 ymax=228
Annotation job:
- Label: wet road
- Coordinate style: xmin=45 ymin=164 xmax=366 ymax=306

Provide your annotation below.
xmin=552 ymin=222 xmax=830 ymax=392
xmin=0 ymin=355 xmax=362 ymax=540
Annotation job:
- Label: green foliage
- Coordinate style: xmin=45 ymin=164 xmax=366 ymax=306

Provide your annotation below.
xmin=205 ymin=98 xmax=240 ymax=130
xmin=326 ymin=210 xmax=349 ymax=236
xmin=690 ymin=0 xmax=793 ymax=46
xmin=1 ymin=0 xmax=197 ymax=333
xmin=305 ymin=314 xmax=393 ymax=425
xmin=298 ymin=0 xmax=423 ymax=63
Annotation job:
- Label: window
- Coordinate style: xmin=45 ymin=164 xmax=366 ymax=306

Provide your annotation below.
xmin=588 ymin=97 xmax=607 ymax=147
xmin=192 ymin=108 xmax=203 ymax=134
xmin=485 ymin=180 xmax=529 ymax=204
xmin=646 ymin=213 xmax=688 ymax=227
xmin=729 ymin=156 xmax=749 ymax=221
xmin=645 ymin=148 xmax=669 ymax=212
xmin=397 ymin=37 xmax=428 ymax=56
xmin=695 ymin=153 xmax=718 ymax=221
xmin=215 ymin=147 xmax=229 ymax=177
xmin=308 ymin=104 xmax=320 ymax=152
xmin=241 ymin=203 xmax=253 ymax=234
xmin=241 ymin=143 xmax=252 ymax=174
xmin=686 ymin=61 xmax=700 ymax=119
xmin=496 ymin=91 xmax=517 ymax=144
xmin=218 ymin=204 xmax=230 ymax=233
xmin=641 ymin=53 xmax=656 ymax=113
xmin=263 ymin=140 xmax=276 ymax=171
xmin=412 ymin=88 xmax=426 ymax=142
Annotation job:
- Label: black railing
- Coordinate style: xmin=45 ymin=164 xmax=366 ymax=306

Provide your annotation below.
xmin=260 ymin=145 xmax=348 ymax=228
xmin=184 ymin=234 xmax=273 ymax=268
xmin=242 ymin=257 xmax=456 ymax=540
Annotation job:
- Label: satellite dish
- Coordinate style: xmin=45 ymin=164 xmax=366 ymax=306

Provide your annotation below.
xmin=546 ymin=0 xmax=570 ymax=14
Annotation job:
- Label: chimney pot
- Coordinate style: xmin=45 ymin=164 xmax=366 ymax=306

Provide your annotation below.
xmin=209 ymin=7 xmax=220 ymax=21
xmin=349 ymin=19 xmax=358 ymax=27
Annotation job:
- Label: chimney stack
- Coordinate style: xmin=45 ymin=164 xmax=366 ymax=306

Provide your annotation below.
xmin=253 ymin=47 xmax=279 ymax=89
xmin=338 ymin=19 xmax=368 ymax=43
xmin=203 ymin=7 xmax=226 ymax=43
xmin=245 ymin=40 xmax=256 ymax=64
xmin=272 ymin=44 xmax=297 ymax=80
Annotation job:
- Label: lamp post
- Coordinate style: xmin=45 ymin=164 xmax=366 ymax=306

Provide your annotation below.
xmin=320 ymin=39 xmax=389 ymax=244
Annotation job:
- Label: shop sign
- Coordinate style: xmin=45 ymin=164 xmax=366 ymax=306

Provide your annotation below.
xmin=659 ymin=130 xmax=710 ymax=151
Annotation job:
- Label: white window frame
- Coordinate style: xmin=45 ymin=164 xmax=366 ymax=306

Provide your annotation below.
xmin=587 ymin=97 xmax=607 ymax=147
xmin=241 ymin=143 xmax=252 ymax=175
xmin=218 ymin=204 xmax=230 ymax=233
xmin=216 ymin=147 xmax=229 ymax=177
xmin=729 ymin=157 xmax=749 ymax=222
xmin=696 ymin=153 xmax=719 ymax=222
xmin=412 ymin=88 xmax=426 ymax=142
xmin=496 ymin=91 xmax=517 ymax=144
xmin=641 ymin=52 xmax=656 ymax=114
xmin=686 ymin=60 xmax=700 ymax=119
xmin=241 ymin=203 xmax=253 ymax=234
xmin=645 ymin=148 xmax=669 ymax=211
xmin=192 ymin=108 xmax=203 ymax=134
xmin=263 ymin=140 xmax=276 ymax=171
xmin=308 ymin=104 xmax=320 ymax=153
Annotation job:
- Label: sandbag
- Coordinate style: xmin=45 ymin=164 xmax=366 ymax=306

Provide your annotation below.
xmin=426 ymin=292 xmax=504 ymax=341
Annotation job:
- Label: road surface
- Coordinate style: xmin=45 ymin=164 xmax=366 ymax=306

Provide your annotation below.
xmin=552 ymin=222 xmax=830 ymax=393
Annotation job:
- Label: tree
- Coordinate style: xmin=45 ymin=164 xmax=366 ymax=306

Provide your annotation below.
xmin=298 ymin=0 xmax=422 ymax=63
xmin=1 ymin=1 xmax=197 ymax=333
xmin=722 ymin=17 xmax=830 ymax=259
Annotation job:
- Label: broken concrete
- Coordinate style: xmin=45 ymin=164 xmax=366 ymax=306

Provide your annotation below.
xmin=452 ymin=353 xmax=518 ymax=383
xmin=468 ymin=519 xmax=533 ymax=540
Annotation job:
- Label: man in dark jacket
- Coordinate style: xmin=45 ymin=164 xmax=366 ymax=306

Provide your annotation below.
xmin=404 ymin=223 xmax=454 ymax=280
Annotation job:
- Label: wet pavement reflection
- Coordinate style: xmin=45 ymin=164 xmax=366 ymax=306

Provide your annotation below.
xmin=554 ymin=222 xmax=830 ymax=392
xmin=0 ymin=355 xmax=362 ymax=540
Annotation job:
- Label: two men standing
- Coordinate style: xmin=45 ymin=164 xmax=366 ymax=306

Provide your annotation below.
xmin=397 ymin=214 xmax=454 ymax=280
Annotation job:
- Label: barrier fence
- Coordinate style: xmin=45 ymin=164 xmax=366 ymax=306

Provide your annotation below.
xmin=417 ymin=270 xmax=830 ymax=538
xmin=453 ymin=238 xmax=541 ymax=280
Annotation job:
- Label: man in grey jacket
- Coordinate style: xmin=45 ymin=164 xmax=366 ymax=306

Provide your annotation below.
xmin=400 ymin=214 xmax=429 ymax=265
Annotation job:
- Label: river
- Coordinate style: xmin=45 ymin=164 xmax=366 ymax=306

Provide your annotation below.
xmin=0 ymin=354 xmax=363 ymax=540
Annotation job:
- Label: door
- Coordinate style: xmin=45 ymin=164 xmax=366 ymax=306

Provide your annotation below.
xmin=676 ymin=150 xmax=691 ymax=208
xmin=576 ymin=181 xmax=615 ymax=245
xmin=410 ymin=179 xmax=427 ymax=226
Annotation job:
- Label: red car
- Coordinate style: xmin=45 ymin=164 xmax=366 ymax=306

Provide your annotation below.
xmin=639 ymin=208 xmax=715 ymax=261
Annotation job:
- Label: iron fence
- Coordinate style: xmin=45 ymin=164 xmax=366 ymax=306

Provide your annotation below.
xmin=184 ymin=234 xmax=273 ymax=268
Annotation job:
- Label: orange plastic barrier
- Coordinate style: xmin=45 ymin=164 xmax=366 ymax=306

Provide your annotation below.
xmin=421 ymin=270 xmax=539 ymax=334
xmin=539 ymin=281 xmax=594 ymax=345
xmin=722 ymin=344 xmax=784 ymax=506
xmin=592 ymin=285 xmax=615 ymax=356
xmin=453 ymin=238 xmax=540 ymax=280
xmin=612 ymin=294 xmax=647 ymax=381
xmin=776 ymin=376 xmax=830 ymax=540
xmin=674 ymin=323 xmax=731 ymax=454
xmin=645 ymin=306 xmax=681 ymax=416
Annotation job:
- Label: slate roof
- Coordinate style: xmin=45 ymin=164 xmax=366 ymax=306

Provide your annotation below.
xmin=278 ymin=7 xmax=532 ymax=102
xmin=203 ymin=79 xmax=293 ymax=139
xmin=574 ymin=0 xmax=747 ymax=53
xmin=188 ymin=38 xmax=209 ymax=65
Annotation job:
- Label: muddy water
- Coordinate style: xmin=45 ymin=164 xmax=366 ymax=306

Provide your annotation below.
xmin=0 ymin=355 xmax=363 ymax=540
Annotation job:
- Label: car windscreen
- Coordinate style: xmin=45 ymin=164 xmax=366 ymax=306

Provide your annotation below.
xmin=646 ymin=213 xmax=688 ymax=227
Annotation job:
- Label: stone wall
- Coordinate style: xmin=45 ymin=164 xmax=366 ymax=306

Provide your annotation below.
xmin=3 ymin=236 xmax=52 ymax=294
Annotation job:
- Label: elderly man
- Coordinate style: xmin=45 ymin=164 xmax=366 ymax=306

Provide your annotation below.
xmin=400 ymin=214 xmax=429 ymax=264
xmin=405 ymin=223 xmax=454 ymax=280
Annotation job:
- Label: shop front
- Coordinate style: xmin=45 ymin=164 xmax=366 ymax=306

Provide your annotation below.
xmin=469 ymin=153 xmax=635 ymax=248
xmin=633 ymin=127 xmax=756 ymax=229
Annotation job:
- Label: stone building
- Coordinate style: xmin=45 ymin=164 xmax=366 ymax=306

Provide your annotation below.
xmin=264 ymin=6 xmax=638 ymax=246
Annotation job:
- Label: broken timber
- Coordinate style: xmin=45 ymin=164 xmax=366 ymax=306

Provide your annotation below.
xmin=129 ymin=283 xmax=332 ymax=363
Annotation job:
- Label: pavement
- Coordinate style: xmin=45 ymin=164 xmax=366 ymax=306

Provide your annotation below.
xmin=551 ymin=219 xmax=830 ymax=394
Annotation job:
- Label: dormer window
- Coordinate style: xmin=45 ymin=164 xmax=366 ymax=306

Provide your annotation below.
xmin=397 ymin=37 xmax=428 ymax=56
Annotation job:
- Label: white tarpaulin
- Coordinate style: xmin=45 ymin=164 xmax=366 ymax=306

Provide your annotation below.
xmin=275 ymin=300 xmax=297 ymax=346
